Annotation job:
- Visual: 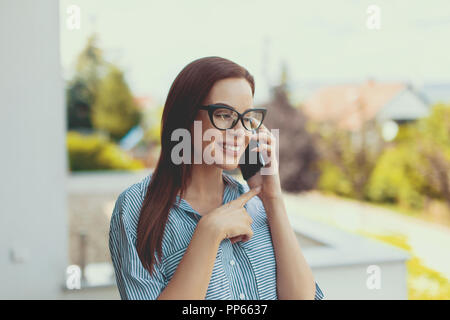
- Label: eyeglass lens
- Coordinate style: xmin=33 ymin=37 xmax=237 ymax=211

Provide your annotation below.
xmin=212 ymin=108 xmax=263 ymax=130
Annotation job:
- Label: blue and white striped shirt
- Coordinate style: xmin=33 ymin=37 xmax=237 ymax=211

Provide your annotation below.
xmin=109 ymin=172 xmax=324 ymax=300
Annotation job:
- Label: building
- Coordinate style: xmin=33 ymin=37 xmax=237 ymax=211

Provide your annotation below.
xmin=301 ymin=80 xmax=430 ymax=133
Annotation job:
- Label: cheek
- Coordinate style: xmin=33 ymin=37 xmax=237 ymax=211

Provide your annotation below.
xmin=242 ymin=134 xmax=251 ymax=150
xmin=198 ymin=126 xmax=225 ymax=155
xmin=200 ymin=139 xmax=212 ymax=154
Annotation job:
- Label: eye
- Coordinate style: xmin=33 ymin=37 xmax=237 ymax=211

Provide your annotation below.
xmin=214 ymin=113 xmax=231 ymax=119
xmin=213 ymin=108 xmax=236 ymax=120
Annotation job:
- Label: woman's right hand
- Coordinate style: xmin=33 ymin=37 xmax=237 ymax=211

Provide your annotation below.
xmin=199 ymin=186 xmax=261 ymax=244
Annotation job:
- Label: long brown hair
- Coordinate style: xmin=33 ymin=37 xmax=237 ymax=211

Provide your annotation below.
xmin=136 ymin=56 xmax=255 ymax=274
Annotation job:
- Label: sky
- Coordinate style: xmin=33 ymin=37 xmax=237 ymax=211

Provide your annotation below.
xmin=59 ymin=0 xmax=450 ymax=105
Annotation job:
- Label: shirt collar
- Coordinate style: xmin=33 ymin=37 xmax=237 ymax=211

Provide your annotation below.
xmin=174 ymin=172 xmax=241 ymax=214
xmin=141 ymin=171 xmax=243 ymax=214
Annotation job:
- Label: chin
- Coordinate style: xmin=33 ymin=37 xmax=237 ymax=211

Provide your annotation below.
xmin=216 ymin=162 xmax=240 ymax=171
xmin=214 ymin=148 xmax=247 ymax=171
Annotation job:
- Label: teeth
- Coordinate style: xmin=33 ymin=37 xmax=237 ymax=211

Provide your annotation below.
xmin=222 ymin=144 xmax=240 ymax=152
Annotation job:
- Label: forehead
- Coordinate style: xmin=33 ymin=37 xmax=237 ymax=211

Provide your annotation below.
xmin=205 ymin=78 xmax=253 ymax=113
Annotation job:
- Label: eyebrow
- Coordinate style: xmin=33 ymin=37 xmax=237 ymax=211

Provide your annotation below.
xmin=213 ymin=102 xmax=255 ymax=111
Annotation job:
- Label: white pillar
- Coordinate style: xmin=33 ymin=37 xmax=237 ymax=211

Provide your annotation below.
xmin=0 ymin=0 xmax=68 ymax=298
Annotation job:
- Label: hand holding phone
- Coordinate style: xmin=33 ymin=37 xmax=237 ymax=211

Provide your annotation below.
xmin=239 ymin=130 xmax=265 ymax=181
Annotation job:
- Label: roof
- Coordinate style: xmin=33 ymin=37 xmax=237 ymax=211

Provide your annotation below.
xmin=133 ymin=95 xmax=157 ymax=110
xmin=301 ymin=80 xmax=407 ymax=131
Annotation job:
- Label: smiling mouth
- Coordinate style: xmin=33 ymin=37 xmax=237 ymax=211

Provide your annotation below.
xmin=217 ymin=142 xmax=243 ymax=154
xmin=222 ymin=144 xmax=240 ymax=152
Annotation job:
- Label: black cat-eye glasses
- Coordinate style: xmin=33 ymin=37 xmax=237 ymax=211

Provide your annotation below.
xmin=198 ymin=103 xmax=267 ymax=131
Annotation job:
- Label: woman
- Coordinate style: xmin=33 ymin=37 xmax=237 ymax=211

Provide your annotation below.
xmin=109 ymin=56 xmax=324 ymax=300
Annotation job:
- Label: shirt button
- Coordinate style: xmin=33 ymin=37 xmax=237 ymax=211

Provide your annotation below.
xmin=239 ymin=293 xmax=245 ymax=299
xmin=229 ymin=259 xmax=235 ymax=266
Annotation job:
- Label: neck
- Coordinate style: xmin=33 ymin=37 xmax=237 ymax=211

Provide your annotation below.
xmin=184 ymin=164 xmax=225 ymax=201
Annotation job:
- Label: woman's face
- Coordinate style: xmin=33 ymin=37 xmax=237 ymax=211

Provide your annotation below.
xmin=194 ymin=77 xmax=254 ymax=171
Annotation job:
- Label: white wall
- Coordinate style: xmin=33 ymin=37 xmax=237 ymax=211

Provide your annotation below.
xmin=0 ymin=0 xmax=68 ymax=298
xmin=313 ymin=262 xmax=408 ymax=300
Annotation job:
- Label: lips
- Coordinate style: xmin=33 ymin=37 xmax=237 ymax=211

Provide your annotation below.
xmin=216 ymin=141 xmax=243 ymax=156
xmin=222 ymin=144 xmax=240 ymax=151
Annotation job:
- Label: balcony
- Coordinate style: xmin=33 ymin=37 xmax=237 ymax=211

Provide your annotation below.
xmin=63 ymin=170 xmax=409 ymax=299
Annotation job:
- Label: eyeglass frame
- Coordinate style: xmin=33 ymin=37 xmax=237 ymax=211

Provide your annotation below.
xmin=198 ymin=103 xmax=267 ymax=131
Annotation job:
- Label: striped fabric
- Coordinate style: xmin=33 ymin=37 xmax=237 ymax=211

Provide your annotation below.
xmin=109 ymin=172 xmax=325 ymax=300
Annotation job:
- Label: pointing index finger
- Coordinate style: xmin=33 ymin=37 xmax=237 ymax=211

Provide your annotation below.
xmin=232 ymin=186 xmax=262 ymax=207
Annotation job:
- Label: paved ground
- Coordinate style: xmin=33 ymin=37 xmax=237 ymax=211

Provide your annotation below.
xmin=282 ymin=191 xmax=450 ymax=280
xmin=67 ymin=170 xmax=151 ymax=267
xmin=68 ymin=193 xmax=117 ymax=265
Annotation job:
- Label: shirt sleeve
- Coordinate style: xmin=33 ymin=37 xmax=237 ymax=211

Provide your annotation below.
xmin=109 ymin=191 xmax=167 ymax=300
xmin=314 ymin=281 xmax=325 ymax=300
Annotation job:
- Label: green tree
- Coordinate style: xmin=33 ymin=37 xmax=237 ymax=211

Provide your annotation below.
xmin=263 ymin=83 xmax=319 ymax=192
xmin=315 ymin=118 xmax=382 ymax=200
xmin=367 ymin=103 xmax=450 ymax=209
xmin=66 ymin=33 xmax=106 ymax=130
xmin=311 ymin=84 xmax=390 ymax=200
xmin=416 ymin=104 xmax=450 ymax=207
xmin=367 ymin=144 xmax=427 ymax=209
xmin=66 ymin=76 xmax=93 ymax=129
xmin=91 ymin=64 xmax=142 ymax=141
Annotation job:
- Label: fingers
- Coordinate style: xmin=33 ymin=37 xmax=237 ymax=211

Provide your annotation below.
xmin=250 ymin=130 xmax=276 ymax=161
xmin=232 ymin=186 xmax=261 ymax=207
xmin=242 ymin=208 xmax=253 ymax=224
xmin=244 ymin=229 xmax=253 ymax=241
xmin=251 ymin=130 xmax=272 ymax=145
xmin=221 ymin=188 xmax=257 ymax=245
xmin=229 ymin=235 xmax=244 ymax=244
xmin=229 ymin=228 xmax=253 ymax=244
xmin=250 ymin=144 xmax=272 ymax=158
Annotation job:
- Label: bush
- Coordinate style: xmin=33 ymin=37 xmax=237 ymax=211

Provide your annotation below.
xmin=415 ymin=104 xmax=450 ymax=205
xmin=316 ymin=160 xmax=356 ymax=198
xmin=367 ymin=145 xmax=426 ymax=209
xmin=367 ymin=104 xmax=450 ymax=210
xmin=318 ymin=104 xmax=450 ymax=210
xmin=67 ymin=131 xmax=144 ymax=171
xmin=312 ymin=120 xmax=382 ymax=200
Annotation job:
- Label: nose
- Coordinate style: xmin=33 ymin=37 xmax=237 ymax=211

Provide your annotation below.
xmin=224 ymin=122 xmax=247 ymax=144
xmin=233 ymin=119 xmax=246 ymax=133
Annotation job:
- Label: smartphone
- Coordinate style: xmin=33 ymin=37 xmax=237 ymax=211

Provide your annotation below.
xmin=239 ymin=130 xmax=265 ymax=181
